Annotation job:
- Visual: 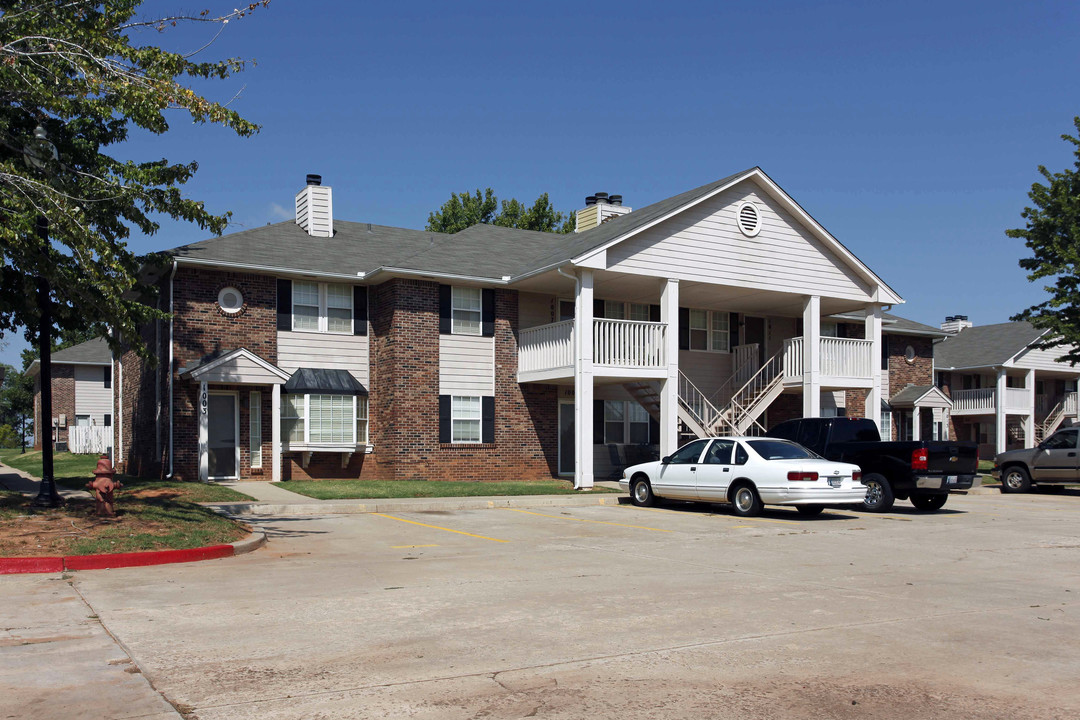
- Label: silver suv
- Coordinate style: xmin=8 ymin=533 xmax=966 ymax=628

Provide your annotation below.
xmin=993 ymin=428 xmax=1080 ymax=493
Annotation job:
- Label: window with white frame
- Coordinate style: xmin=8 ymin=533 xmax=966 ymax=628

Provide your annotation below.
xmin=880 ymin=410 xmax=892 ymax=441
xmin=281 ymin=394 xmax=366 ymax=445
xmin=628 ymin=402 xmax=650 ymax=443
xmin=689 ymin=309 xmax=730 ymax=352
xmin=452 ymin=287 xmax=482 ymax=335
xmin=601 ymin=301 xmax=653 ymax=322
xmin=821 ymin=321 xmax=839 ymax=338
xmin=292 ymin=281 xmax=353 ymax=333
xmin=628 ymin=303 xmax=651 ymax=322
xmin=603 ymin=400 xmax=625 ymax=444
xmin=604 ymin=300 xmax=626 ymax=320
xmin=451 ymin=395 xmax=482 ymax=442
xmin=250 ymin=391 xmax=262 ymax=468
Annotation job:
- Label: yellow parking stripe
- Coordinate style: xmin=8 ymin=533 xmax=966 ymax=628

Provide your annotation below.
xmin=374 ymin=514 xmax=508 ymax=543
xmin=504 ymin=508 xmax=671 ymax=532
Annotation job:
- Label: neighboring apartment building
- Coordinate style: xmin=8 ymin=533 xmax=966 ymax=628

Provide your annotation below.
xmin=935 ymin=318 xmax=1080 ymax=457
xmin=115 ymin=167 xmax=909 ymax=488
xmin=29 ymin=337 xmax=114 ymax=453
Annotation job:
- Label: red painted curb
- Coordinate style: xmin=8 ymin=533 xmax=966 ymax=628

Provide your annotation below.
xmin=0 ymin=556 xmax=65 ymax=574
xmin=0 ymin=544 xmax=236 ymax=574
xmin=64 ymin=544 xmax=234 ymax=571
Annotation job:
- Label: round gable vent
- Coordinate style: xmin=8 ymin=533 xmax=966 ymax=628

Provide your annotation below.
xmin=736 ymin=201 xmax=761 ymax=237
xmin=218 ymin=286 xmax=244 ymax=314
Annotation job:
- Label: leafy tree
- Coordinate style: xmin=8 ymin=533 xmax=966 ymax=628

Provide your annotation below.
xmin=0 ymin=423 xmax=17 ymax=448
xmin=1010 ymin=116 xmax=1080 ymax=364
xmin=0 ymin=1 xmax=268 ymax=358
xmin=0 ymin=362 xmax=33 ymax=450
xmin=427 ymin=188 xmax=575 ymax=234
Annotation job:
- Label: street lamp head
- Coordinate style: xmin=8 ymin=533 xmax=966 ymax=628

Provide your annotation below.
xmin=24 ymin=125 xmax=58 ymax=170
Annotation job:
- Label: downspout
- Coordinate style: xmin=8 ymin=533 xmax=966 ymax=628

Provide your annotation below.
xmin=167 ymin=260 xmax=177 ymax=478
xmin=555 ymin=266 xmax=583 ymax=488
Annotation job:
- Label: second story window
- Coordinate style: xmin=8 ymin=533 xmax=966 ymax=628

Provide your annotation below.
xmin=688 ymin=309 xmax=729 ymax=352
xmin=452 ymin=287 xmax=482 ymax=335
xmin=292 ymin=281 xmax=353 ymax=333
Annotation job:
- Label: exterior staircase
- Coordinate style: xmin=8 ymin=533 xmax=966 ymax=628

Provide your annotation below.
xmin=1036 ymin=401 xmax=1067 ymax=443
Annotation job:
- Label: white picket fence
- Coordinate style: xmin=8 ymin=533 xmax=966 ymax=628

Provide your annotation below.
xmin=68 ymin=425 xmax=112 ymax=454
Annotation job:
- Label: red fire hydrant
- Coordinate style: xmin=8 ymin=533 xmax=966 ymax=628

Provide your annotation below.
xmin=87 ymin=455 xmax=122 ymax=518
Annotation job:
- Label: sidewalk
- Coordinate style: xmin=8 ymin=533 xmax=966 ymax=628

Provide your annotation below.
xmin=0 ymin=461 xmax=92 ymax=499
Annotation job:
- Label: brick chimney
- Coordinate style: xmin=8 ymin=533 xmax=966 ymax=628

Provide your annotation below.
xmin=295 ymin=174 xmax=333 ymax=237
xmin=575 ymin=191 xmax=631 ymax=232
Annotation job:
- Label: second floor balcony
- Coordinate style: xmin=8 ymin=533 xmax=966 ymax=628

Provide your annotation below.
xmin=952 ymin=388 xmax=1078 ymax=417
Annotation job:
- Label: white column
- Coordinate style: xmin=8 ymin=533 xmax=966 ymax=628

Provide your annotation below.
xmin=271 ymin=384 xmax=282 ymax=482
xmin=995 ymin=368 xmax=1008 ymax=454
xmin=864 ymin=305 xmax=882 ymax=428
xmin=198 ymin=381 xmax=209 ymax=482
xmin=660 ymin=278 xmax=680 ymax=458
xmin=912 ymin=407 xmax=922 ymax=441
xmin=574 ymin=269 xmax=595 ymax=489
xmin=802 ymin=295 xmax=821 ymax=418
xmin=1024 ymin=369 xmax=1036 ymax=447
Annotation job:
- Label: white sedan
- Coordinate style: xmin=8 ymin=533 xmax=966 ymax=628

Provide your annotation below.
xmin=619 ymin=436 xmax=866 ymax=517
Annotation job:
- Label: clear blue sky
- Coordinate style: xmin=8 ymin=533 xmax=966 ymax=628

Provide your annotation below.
xmin=4 ymin=0 xmax=1079 ymax=368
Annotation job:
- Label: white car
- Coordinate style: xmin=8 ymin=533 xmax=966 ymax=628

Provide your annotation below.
xmin=618 ymin=436 xmax=866 ymax=517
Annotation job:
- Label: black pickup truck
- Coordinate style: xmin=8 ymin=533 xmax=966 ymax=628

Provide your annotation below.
xmin=766 ymin=417 xmax=979 ymax=512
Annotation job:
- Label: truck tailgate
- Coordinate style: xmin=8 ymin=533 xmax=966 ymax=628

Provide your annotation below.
xmin=927 ymin=442 xmax=979 ymax=474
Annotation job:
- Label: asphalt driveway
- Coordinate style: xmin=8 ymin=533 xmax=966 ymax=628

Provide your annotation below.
xmin=4 ymin=491 xmax=1080 ymax=719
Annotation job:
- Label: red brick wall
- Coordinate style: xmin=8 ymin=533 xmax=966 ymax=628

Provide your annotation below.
xmin=765 ymin=392 xmax=803 ymax=430
xmin=887 ymin=334 xmax=934 ymax=394
xmin=364 ymin=279 xmax=558 ymax=482
xmin=33 ymin=365 xmax=74 ymax=450
xmin=846 ymin=389 xmax=868 ymax=419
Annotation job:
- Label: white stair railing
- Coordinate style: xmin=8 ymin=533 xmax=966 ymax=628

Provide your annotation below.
xmin=678 ymin=371 xmax=723 ymax=434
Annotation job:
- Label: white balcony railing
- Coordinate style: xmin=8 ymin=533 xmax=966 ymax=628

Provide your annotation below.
xmin=593 ymin=319 xmax=666 ymax=368
xmin=1005 ymin=387 xmax=1030 ymax=412
xmin=518 ymin=319 xmax=574 ymax=374
xmin=782 ymin=336 xmax=873 ymax=381
xmin=951 ymin=388 xmax=995 ymax=412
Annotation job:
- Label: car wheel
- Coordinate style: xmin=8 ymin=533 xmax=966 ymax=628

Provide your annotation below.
xmin=796 ymin=504 xmax=824 ymax=517
xmin=630 ymin=476 xmax=657 ymax=507
xmin=730 ymin=483 xmax=763 ymax=517
xmin=861 ymin=474 xmax=895 ymax=512
xmin=1000 ymin=466 xmax=1031 ymax=494
xmin=910 ymin=494 xmax=948 ymax=511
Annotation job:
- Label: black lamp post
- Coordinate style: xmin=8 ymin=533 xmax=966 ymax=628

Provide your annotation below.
xmin=25 ymin=125 xmax=61 ymax=508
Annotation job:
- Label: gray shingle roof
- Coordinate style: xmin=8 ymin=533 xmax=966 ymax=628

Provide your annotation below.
xmin=889 ymin=385 xmax=936 ymax=405
xmin=882 ymin=313 xmax=948 ymax=338
xmin=168 ymin=169 xmax=760 ymax=282
xmin=51 ymin=338 xmax=111 ymax=364
xmin=934 ymin=322 xmax=1045 ymax=369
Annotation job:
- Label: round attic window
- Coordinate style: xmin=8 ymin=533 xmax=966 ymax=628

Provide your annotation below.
xmin=904 ymin=345 xmax=916 ymax=363
xmin=736 ymin=201 xmax=761 ymax=237
xmin=218 ymin=287 xmax=244 ymax=314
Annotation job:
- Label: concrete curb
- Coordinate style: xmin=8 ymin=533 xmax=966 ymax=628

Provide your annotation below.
xmin=0 ymin=531 xmax=267 ymax=575
xmin=204 ymin=492 xmax=626 ymax=517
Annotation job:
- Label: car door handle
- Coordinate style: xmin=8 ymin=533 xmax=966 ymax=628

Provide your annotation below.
xmin=690 ymin=466 xmax=697 ymax=472
xmin=723 ymin=467 xmax=729 ymax=472
xmin=1069 ymin=452 xmax=1076 ymax=457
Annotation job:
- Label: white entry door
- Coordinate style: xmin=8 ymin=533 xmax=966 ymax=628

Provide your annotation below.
xmin=208 ymin=394 xmax=238 ymax=479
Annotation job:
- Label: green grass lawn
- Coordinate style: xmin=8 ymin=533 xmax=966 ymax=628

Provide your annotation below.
xmin=280 ymin=479 xmax=620 ymax=500
xmin=0 ymin=449 xmax=254 ymax=502
xmin=977 ymin=459 xmax=999 ymax=485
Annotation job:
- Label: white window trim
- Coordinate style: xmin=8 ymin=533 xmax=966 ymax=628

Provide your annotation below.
xmin=291 ymin=281 xmax=354 ymax=335
xmin=602 ymin=400 xmax=653 ymax=445
xmin=451 ymin=287 xmax=483 ymax=336
xmin=451 ymin=395 xmax=483 ymax=443
xmin=282 ymin=393 xmax=366 ymax=449
xmin=688 ymin=309 xmax=731 ymax=354
xmin=250 ymin=391 xmax=262 ymax=469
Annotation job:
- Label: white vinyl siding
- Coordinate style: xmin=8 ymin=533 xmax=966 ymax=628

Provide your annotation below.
xmin=1012 ymin=344 xmax=1080 ymax=372
xmin=277 ymin=332 xmax=369 ymax=387
xmin=605 ymin=182 xmax=873 ymax=302
xmin=518 ymin=292 xmax=553 ymax=329
xmin=451 ymin=395 xmax=482 ymax=443
xmin=293 ymin=281 xmax=353 ymax=334
xmin=190 ymin=357 xmax=285 ymax=385
xmin=439 ymin=333 xmax=494 ymax=396
xmin=679 ymin=350 xmax=735 ymax=405
xmin=74 ymin=365 xmax=112 ymax=424
xmin=452 ymin=287 xmax=482 ymax=335
xmin=249 ymin=391 xmax=262 ymax=468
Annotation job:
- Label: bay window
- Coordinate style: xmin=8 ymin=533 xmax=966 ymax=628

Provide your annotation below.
xmin=281 ymin=394 xmax=368 ymax=446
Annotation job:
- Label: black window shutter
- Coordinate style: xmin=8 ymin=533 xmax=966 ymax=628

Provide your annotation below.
xmin=277 ymin=279 xmax=292 ymax=331
xmin=353 ymin=286 xmax=368 ymax=336
xmin=678 ymin=307 xmax=690 ymax=350
xmin=439 ymin=395 xmax=451 ymax=443
xmin=482 ymin=396 xmax=495 ymax=443
xmin=650 ymin=304 xmax=661 ymax=322
xmin=103 ymin=365 xmax=111 ymax=389
xmin=594 ymin=299 xmax=604 ymax=319
xmin=729 ymin=312 xmax=739 ymax=347
xmin=481 ymin=288 xmax=495 ymax=337
xmin=649 ymin=416 xmax=660 ymax=445
xmin=594 ymin=399 xmax=605 ymax=444
xmin=439 ymin=285 xmax=452 ymax=335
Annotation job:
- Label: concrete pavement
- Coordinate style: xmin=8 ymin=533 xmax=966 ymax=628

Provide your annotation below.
xmin=4 ymin=489 xmax=1076 ymax=719
xmin=0 ymin=460 xmax=92 ymax=500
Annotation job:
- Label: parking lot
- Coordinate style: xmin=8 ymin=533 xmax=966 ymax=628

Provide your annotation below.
xmin=5 ymin=491 xmax=1080 ymax=719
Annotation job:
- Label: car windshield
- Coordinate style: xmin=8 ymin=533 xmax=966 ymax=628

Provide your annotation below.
xmin=746 ymin=439 xmax=818 ymax=460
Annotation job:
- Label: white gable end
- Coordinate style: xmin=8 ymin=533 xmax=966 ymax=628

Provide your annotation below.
xmin=603 ymin=180 xmax=874 ymax=302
